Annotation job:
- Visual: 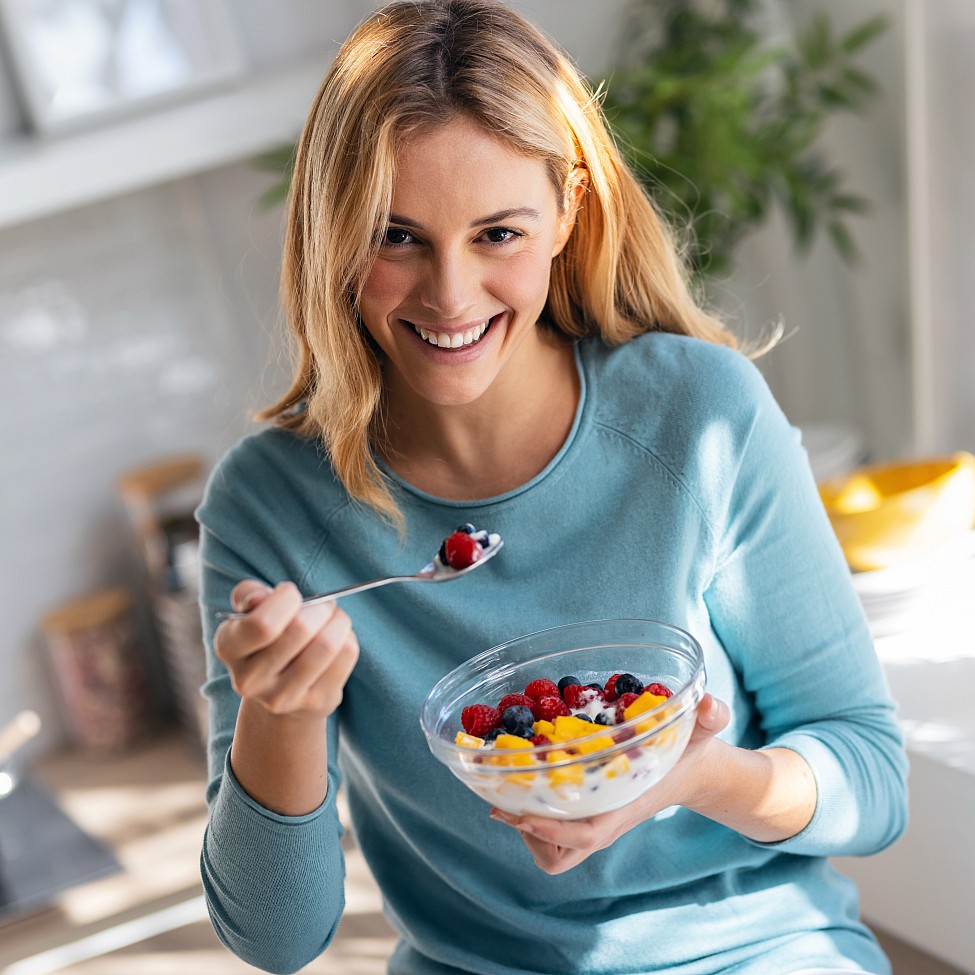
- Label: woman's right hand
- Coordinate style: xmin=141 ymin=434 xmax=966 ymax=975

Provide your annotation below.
xmin=213 ymin=580 xmax=360 ymax=720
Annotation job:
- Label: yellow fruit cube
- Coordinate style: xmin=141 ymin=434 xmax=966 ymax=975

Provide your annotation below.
xmin=552 ymin=715 xmax=603 ymax=740
xmin=494 ymin=733 xmax=533 ymax=750
xmin=491 ymin=733 xmax=534 ymax=768
xmin=533 ymin=719 xmax=556 ymax=737
xmin=455 ymin=732 xmax=485 ymax=749
xmin=603 ymin=753 xmax=630 ymax=779
xmin=622 ymin=692 xmax=668 ymax=722
xmin=575 ymin=733 xmax=615 ymax=755
xmin=502 ymin=770 xmax=537 ymax=787
xmin=545 ymin=748 xmax=573 ymax=764
xmin=548 ymin=764 xmax=584 ymax=788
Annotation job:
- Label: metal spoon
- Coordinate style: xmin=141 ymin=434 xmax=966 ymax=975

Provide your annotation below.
xmin=217 ymin=533 xmax=503 ymax=620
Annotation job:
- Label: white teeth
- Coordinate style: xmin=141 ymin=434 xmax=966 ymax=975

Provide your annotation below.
xmin=414 ymin=320 xmax=489 ymax=348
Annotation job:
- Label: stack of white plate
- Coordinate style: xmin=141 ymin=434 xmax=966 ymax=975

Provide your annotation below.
xmin=851 ymin=530 xmax=975 ymax=641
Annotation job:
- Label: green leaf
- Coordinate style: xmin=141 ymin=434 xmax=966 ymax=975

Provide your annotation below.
xmin=840 ymin=15 xmax=890 ymax=55
xmin=601 ymin=0 xmax=888 ymax=281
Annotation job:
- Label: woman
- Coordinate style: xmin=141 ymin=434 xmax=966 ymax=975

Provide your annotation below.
xmin=197 ymin=2 xmax=908 ymax=973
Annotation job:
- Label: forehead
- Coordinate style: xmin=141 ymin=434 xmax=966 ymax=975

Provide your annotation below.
xmin=391 ymin=118 xmax=560 ymax=216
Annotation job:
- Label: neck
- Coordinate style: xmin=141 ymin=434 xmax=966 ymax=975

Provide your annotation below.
xmin=380 ymin=336 xmax=579 ymax=500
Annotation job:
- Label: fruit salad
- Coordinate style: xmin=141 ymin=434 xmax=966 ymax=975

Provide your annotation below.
xmin=451 ymin=672 xmax=692 ymax=819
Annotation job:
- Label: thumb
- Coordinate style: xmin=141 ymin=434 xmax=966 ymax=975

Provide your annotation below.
xmin=230 ymin=580 xmax=272 ymax=614
xmin=696 ymin=693 xmax=730 ymax=734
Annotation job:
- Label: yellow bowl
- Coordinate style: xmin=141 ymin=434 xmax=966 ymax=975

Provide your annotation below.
xmin=818 ymin=452 xmax=975 ymax=571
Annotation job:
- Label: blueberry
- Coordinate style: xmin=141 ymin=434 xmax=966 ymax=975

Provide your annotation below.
xmin=502 ymin=705 xmax=535 ymax=734
xmin=438 ymin=540 xmax=449 ymax=564
xmin=558 ymin=675 xmax=582 ymax=694
xmin=456 ymin=523 xmax=476 ymax=534
xmin=594 ymin=713 xmax=611 ymax=725
xmin=573 ymin=713 xmax=594 ymax=722
xmin=586 ymin=682 xmax=602 ymax=691
xmin=483 ymin=728 xmax=503 ymax=742
xmin=614 ymin=673 xmax=644 ymax=696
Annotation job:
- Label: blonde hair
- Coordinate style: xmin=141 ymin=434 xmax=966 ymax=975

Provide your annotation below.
xmin=264 ymin=0 xmax=739 ymax=524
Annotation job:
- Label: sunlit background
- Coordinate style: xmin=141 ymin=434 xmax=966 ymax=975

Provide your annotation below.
xmin=0 ymin=0 xmax=972 ymax=973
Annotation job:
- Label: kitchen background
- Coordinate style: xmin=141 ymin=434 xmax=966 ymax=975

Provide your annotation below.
xmin=0 ymin=0 xmax=972 ymax=971
xmin=0 ymin=0 xmax=910 ymax=753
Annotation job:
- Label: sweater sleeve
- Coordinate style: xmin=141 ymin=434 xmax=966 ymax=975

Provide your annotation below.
xmin=195 ymin=456 xmax=348 ymax=974
xmin=702 ymin=356 xmax=909 ymax=859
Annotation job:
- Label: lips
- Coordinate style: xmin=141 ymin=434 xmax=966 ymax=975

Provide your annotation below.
xmin=411 ymin=318 xmax=491 ymax=349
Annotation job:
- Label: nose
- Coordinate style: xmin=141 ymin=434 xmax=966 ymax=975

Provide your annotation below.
xmin=417 ymin=248 xmax=478 ymax=321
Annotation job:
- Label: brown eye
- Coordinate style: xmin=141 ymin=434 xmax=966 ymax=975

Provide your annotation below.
xmin=384 ymin=228 xmax=414 ymax=246
xmin=482 ymin=227 xmax=520 ymax=244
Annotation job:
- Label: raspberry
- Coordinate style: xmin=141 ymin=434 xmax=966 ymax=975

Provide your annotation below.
xmin=461 ymin=704 xmax=501 ymax=737
xmin=615 ymin=692 xmax=640 ymax=723
xmin=531 ymin=734 xmax=552 ymax=747
xmin=497 ymin=692 xmax=534 ymax=713
xmin=562 ymin=684 xmax=600 ymax=710
xmin=557 ymin=675 xmax=582 ymax=694
xmin=443 ymin=531 xmax=484 ymax=569
xmin=524 ymin=678 xmax=560 ymax=701
xmin=532 ymin=695 xmax=571 ymax=722
xmin=603 ymin=673 xmax=623 ymax=703
xmin=646 ymin=682 xmax=672 ymax=698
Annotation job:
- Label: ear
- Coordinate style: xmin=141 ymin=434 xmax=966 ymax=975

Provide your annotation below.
xmin=552 ymin=173 xmax=589 ymax=257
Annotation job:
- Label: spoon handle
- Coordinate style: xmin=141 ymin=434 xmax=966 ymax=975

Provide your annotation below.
xmin=299 ymin=573 xmax=425 ymax=606
xmin=215 ymin=572 xmax=426 ymax=620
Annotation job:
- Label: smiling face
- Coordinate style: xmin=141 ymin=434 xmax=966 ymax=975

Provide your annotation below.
xmin=358 ymin=117 xmax=581 ymax=414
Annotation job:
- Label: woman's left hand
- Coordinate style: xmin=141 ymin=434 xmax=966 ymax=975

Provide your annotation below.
xmin=489 ymin=693 xmax=730 ymax=874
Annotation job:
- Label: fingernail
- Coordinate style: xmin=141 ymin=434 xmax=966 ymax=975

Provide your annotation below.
xmin=490 ymin=810 xmax=518 ymax=828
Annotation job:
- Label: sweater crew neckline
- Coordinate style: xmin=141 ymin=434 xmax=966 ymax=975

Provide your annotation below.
xmin=374 ymin=342 xmax=590 ymax=509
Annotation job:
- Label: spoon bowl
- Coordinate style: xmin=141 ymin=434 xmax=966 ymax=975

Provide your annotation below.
xmin=217 ymin=531 xmax=502 ymax=620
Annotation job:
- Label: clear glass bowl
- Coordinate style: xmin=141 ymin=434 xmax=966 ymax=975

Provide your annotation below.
xmin=421 ymin=619 xmax=706 ymax=820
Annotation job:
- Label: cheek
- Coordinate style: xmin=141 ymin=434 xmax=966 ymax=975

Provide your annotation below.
xmin=360 ymin=261 xmax=411 ymax=324
xmin=494 ymin=250 xmax=555 ymax=306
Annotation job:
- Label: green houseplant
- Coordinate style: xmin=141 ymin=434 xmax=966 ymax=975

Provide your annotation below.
xmin=601 ymin=0 xmax=888 ymax=281
xmin=257 ymin=0 xmax=887 ymax=284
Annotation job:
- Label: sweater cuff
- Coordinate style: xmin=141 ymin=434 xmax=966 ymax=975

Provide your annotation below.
xmin=219 ymin=749 xmax=342 ymax=831
xmin=745 ymin=739 xmax=853 ymax=857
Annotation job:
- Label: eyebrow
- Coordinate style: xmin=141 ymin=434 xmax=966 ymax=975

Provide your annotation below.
xmin=387 ymin=206 xmax=543 ymax=231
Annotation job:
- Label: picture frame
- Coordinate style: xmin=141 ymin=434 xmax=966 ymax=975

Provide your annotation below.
xmin=0 ymin=0 xmax=246 ymax=135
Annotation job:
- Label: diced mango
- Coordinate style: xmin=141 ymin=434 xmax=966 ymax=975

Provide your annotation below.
xmin=548 ymin=763 xmax=584 ymax=788
xmin=552 ymin=715 xmax=603 ymax=740
xmin=575 ymin=734 xmax=616 ymax=755
xmin=545 ymin=748 xmax=574 ymax=764
xmin=604 ymin=754 xmax=631 ymax=779
xmin=533 ymin=719 xmax=556 ymax=737
xmin=502 ymin=771 xmax=537 ymax=787
xmin=490 ymin=733 xmax=535 ymax=768
xmin=455 ymin=731 xmax=485 ymax=749
xmin=494 ymin=733 xmax=533 ymax=750
xmin=623 ymin=692 xmax=668 ymax=722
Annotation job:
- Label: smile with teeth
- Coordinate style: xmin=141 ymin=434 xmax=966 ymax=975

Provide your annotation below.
xmin=413 ymin=320 xmax=490 ymax=349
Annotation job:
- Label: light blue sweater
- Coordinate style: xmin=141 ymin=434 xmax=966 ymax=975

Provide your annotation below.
xmin=197 ymin=332 xmax=908 ymax=975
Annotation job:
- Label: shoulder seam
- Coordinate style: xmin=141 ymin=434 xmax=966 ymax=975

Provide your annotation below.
xmin=592 ymin=419 xmax=718 ymax=545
